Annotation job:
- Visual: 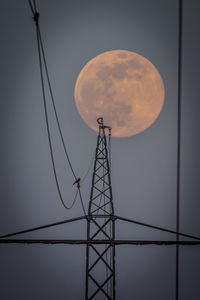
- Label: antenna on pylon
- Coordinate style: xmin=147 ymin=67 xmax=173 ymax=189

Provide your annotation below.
xmin=97 ymin=117 xmax=112 ymax=130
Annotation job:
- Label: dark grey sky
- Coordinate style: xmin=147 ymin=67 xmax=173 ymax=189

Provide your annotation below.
xmin=0 ymin=0 xmax=200 ymax=299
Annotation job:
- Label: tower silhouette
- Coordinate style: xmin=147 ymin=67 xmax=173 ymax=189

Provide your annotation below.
xmin=0 ymin=118 xmax=199 ymax=300
xmin=0 ymin=2 xmax=199 ymax=299
xmin=86 ymin=117 xmax=115 ymax=299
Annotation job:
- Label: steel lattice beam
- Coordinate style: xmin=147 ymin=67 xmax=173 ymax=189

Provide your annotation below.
xmin=0 ymin=239 xmax=199 ymax=245
xmin=86 ymin=119 xmax=115 ymax=300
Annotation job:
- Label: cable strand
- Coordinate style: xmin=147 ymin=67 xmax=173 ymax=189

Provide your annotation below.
xmin=33 ymin=0 xmax=37 ymax=12
xmin=28 ymin=0 xmax=35 ymax=14
xmin=35 ymin=20 xmax=76 ymax=210
xmin=37 ymin=27 xmax=77 ymax=181
xmin=28 ymin=0 xmax=84 ymax=211
xmin=176 ymin=0 xmax=183 ymax=299
xmin=78 ymin=187 xmax=88 ymax=218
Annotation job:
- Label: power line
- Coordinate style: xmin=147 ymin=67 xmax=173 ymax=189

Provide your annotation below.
xmin=34 ymin=11 xmax=74 ymax=210
xmin=81 ymin=150 xmax=95 ymax=184
xmin=108 ymin=128 xmax=112 ymax=297
xmin=28 ymin=0 xmax=87 ymax=213
xmin=37 ymin=27 xmax=77 ymax=181
xmin=68 ymin=187 xmax=79 ymax=210
xmin=78 ymin=186 xmax=88 ymax=218
xmin=33 ymin=0 xmax=37 ymax=12
xmin=28 ymin=0 xmax=35 ymax=14
xmin=108 ymin=129 xmax=112 ymax=171
xmin=30 ymin=0 xmax=77 ymax=181
xmin=176 ymin=0 xmax=183 ymax=299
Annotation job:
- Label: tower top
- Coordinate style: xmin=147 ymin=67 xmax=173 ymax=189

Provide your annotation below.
xmin=97 ymin=117 xmax=112 ymax=134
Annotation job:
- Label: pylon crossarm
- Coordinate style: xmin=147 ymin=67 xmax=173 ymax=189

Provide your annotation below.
xmin=0 ymin=239 xmax=199 ymax=245
xmin=115 ymin=215 xmax=200 ymax=241
xmin=0 ymin=215 xmax=86 ymax=239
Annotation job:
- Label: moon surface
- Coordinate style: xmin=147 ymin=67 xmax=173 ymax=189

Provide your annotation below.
xmin=74 ymin=50 xmax=165 ymax=137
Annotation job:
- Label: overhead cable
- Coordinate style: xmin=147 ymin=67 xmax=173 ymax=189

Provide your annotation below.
xmin=28 ymin=0 xmax=87 ymax=212
xmin=176 ymin=0 xmax=183 ymax=299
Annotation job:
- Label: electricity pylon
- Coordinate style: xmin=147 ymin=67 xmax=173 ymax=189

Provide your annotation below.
xmin=1 ymin=2 xmax=196 ymax=299
xmin=1 ymin=1 xmax=198 ymax=299
xmin=86 ymin=117 xmax=115 ymax=299
xmin=0 ymin=121 xmax=199 ymax=300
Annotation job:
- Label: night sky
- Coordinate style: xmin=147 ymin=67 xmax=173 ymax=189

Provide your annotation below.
xmin=0 ymin=1 xmax=200 ymax=299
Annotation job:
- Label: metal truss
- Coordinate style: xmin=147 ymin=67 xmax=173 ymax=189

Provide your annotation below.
xmin=86 ymin=118 xmax=115 ymax=300
xmin=0 ymin=120 xmax=200 ymax=300
xmin=4 ymin=2 xmax=197 ymax=299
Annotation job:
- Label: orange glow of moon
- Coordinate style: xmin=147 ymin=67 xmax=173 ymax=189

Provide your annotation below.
xmin=74 ymin=50 xmax=165 ymax=137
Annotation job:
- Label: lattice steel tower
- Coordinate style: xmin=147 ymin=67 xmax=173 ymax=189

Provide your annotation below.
xmin=1 ymin=3 xmax=200 ymax=300
xmin=85 ymin=117 xmax=115 ymax=300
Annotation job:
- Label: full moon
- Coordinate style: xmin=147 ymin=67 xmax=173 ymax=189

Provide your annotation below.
xmin=74 ymin=50 xmax=164 ymax=137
